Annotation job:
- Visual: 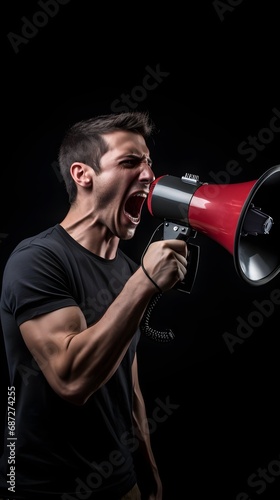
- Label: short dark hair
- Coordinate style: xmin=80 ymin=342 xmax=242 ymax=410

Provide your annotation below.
xmin=58 ymin=111 xmax=156 ymax=204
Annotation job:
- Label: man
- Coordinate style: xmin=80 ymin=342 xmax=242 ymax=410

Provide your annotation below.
xmin=0 ymin=111 xmax=188 ymax=499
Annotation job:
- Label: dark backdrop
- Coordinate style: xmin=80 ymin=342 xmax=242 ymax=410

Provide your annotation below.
xmin=2 ymin=1 xmax=280 ymax=499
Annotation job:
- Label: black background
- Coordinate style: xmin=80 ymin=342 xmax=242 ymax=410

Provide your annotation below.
xmin=1 ymin=1 xmax=280 ymax=499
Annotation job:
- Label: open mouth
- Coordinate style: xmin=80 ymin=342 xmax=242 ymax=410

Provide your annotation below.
xmin=124 ymin=193 xmax=147 ymax=223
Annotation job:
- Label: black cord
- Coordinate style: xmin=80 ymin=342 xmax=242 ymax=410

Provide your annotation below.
xmin=140 ymin=224 xmax=163 ymax=293
xmin=141 ymin=293 xmax=175 ymax=342
xmin=140 ymin=223 xmax=175 ymax=342
xmin=141 ymin=256 xmax=162 ymax=294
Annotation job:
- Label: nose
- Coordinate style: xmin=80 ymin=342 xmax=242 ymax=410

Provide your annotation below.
xmin=139 ymin=161 xmax=155 ymax=183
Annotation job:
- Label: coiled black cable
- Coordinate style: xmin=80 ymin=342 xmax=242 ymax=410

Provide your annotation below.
xmin=140 ymin=224 xmax=175 ymax=342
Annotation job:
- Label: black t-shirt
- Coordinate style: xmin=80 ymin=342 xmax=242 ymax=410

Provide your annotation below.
xmin=0 ymin=224 xmax=141 ymax=499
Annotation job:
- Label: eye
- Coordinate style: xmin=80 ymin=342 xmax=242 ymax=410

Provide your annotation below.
xmin=120 ymin=158 xmax=139 ymax=168
xmin=119 ymin=156 xmax=152 ymax=169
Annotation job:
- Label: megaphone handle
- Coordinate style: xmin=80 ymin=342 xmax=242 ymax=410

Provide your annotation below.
xmin=140 ymin=222 xmax=200 ymax=342
xmin=162 ymin=222 xmax=200 ymax=293
xmin=175 ymin=242 xmax=200 ymax=293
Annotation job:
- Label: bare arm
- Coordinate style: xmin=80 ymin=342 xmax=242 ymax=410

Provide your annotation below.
xmin=132 ymin=355 xmax=163 ymax=500
xmin=20 ymin=239 xmax=187 ymax=405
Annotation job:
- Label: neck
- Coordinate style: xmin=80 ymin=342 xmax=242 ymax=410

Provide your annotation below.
xmin=60 ymin=208 xmax=119 ymax=260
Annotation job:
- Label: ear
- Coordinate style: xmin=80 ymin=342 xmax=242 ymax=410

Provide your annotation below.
xmin=70 ymin=162 xmax=93 ymax=187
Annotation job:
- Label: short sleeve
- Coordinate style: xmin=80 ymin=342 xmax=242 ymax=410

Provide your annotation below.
xmin=1 ymin=243 xmax=77 ymax=326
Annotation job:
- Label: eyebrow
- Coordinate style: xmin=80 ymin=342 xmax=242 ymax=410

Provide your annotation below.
xmin=125 ymin=153 xmax=153 ymax=166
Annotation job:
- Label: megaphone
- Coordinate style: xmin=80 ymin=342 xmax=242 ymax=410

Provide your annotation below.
xmin=147 ymin=165 xmax=280 ymax=293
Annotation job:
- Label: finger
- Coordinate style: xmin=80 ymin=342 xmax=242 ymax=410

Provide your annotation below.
xmin=163 ymin=239 xmax=188 ymax=257
xmin=174 ymin=252 xmax=188 ymax=268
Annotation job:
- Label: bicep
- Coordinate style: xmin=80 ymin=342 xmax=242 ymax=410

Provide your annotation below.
xmin=20 ymin=306 xmax=87 ymax=388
